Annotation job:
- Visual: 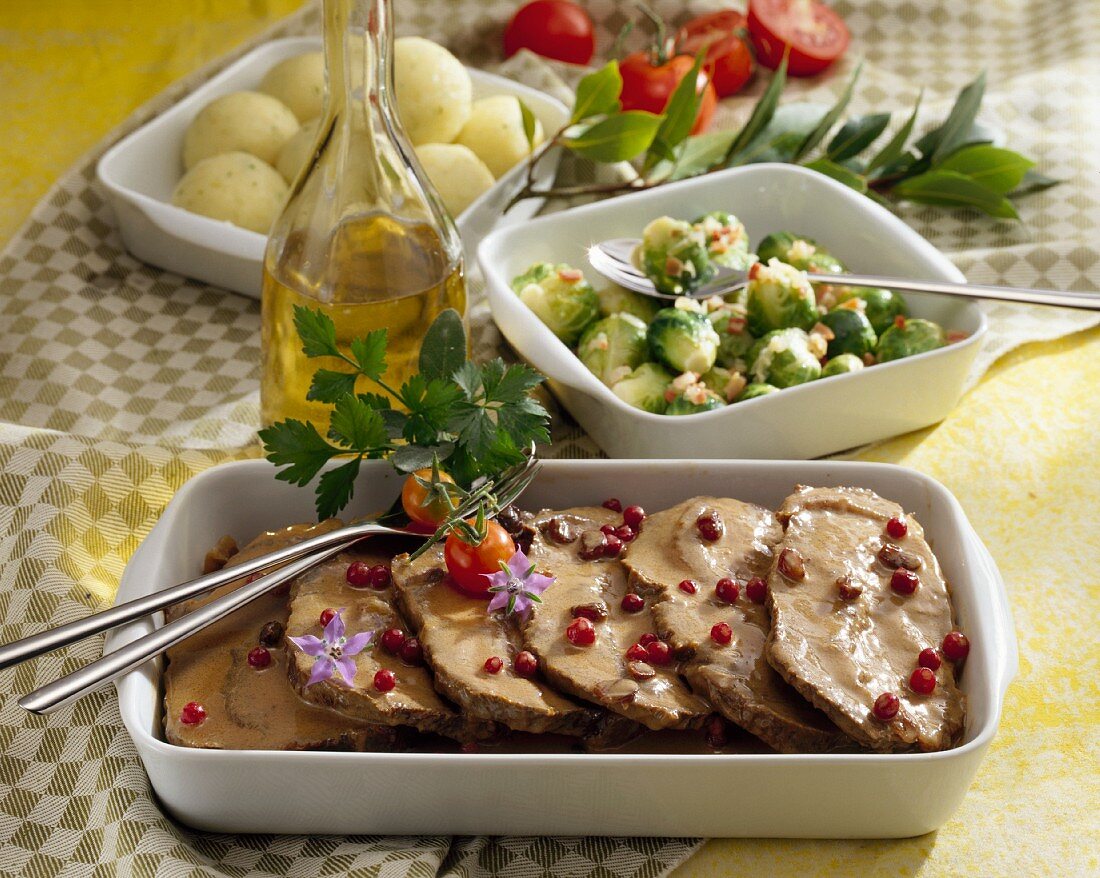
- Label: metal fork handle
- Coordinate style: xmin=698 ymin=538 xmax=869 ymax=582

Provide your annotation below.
xmin=18 ymin=541 xmax=356 ymax=715
xmin=0 ymin=520 xmax=399 ymax=672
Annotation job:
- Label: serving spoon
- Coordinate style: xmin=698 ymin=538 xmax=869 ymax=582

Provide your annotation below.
xmin=588 ymin=237 xmax=1100 ymax=310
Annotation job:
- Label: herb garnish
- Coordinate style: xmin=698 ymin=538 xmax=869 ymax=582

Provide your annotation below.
xmin=259 ymin=307 xmax=550 ymax=521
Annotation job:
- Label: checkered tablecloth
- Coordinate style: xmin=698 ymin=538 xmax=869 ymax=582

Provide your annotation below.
xmin=1 ymin=1 xmax=1098 ymax=875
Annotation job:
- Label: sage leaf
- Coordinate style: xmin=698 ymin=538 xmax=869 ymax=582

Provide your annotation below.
xmin=1011 ymin=168 xmax=1060 ymax=197
xmin=937 ymin=145 xmax=1034 ymax=194
xmin=921 ymin=71 xmax=987 ymax=162
xmin=518 ymin=99 xmax=538 ymax=150
xmin=893 ymin=168 xmax=1018 ymax=219
xmin=826 ymin=112 xmax=891 ymax=161
xmin=670 ymin=130 xmax=738 ymax=180
xmin=723 ymin=56 xmax=788 ymax=165
xmin=571 ymin=61 xmax=623 ymax=124
xmin=418 ymin=308 xmax=466 ymax=382
xmin=564 ymin=111 xmax=664 ymax=162
xmin=729 ymin=103 xmax=828 ymax=166
xmin=391 ymin=443 xmax=456 ymax=473
xmin=804 ymin=158 xmax=868 ymax=193
xmin=794 ymin=61 xmax=863 ymax=161
xmin=866 ymin=90 xmax=922 ymax=174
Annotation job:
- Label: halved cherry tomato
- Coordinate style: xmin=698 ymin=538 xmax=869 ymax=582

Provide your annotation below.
xmin=444 ymin=521 xmax=516 ymax=598
xmin=677 ymin=11 xmax=755 ymax=98
xmin=747 ymin=0 xmax=849 ymax=77
xmin=619 ymin=52 xmax=717 ymax=135
xmin=503 ymin=0 xmax=595 ymax=66
xmin=401 ymin=468 xmax=456 ymax=532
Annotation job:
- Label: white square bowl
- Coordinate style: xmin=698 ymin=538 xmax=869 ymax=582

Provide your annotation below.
xmin=95 ymin=37 xmax=569 ymax=298
xmin=478 ymin=164 xmax=987 ymax=460
xmin=108 ymin=458 xmax=1015 ymax=837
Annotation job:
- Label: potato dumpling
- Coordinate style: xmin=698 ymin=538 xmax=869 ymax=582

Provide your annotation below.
xmin=456 ymin=95 xmax=544 ymax=178
xmin=276 ymin=118 xmax=320 ymax=183
xmin=171 ymin=151 xmax=288 ymax=233
xmin=258 ymin=52 xmax=325 ymax=122
xmin=394 ymin=36 xmax=472 ymax=146
xmin=414 ymin=143 xmax=494 ymax=217
xmin=182 ymin=91 xmax=299 ymax=169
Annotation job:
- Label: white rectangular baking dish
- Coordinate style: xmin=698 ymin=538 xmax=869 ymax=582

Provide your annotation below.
xmin=108 ymin=458 xmax=1015 ymax=838
xmin=95 ymin=36 xmax=569 ymax=298
xmin=478 ymin=164 xmax=987 ymax=460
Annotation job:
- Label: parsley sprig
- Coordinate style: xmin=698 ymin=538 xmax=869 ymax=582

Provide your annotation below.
xmin=258 ymin=306 xmax=550 ymax=521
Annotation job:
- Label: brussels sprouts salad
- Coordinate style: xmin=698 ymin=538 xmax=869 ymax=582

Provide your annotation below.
xmin=509 ymin=214 xmax=963 ymax=416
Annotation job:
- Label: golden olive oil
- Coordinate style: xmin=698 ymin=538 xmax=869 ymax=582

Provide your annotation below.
xmin=260 ymin=213 xmax=466 ymax=427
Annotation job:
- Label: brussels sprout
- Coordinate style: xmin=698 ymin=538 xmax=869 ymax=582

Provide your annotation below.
xmin=756 ymin=231 xmax=845 ymax=274
xmin=647 ymin=307 xmax=721 ymax=374
xmin=821 ymin=353 xmax=866 ymax=377
xmin=693 ymin=211 xmax=755 ymax=270
xmin=596 ymin=283 xmax=660 ymax=322
xmin=747 ymin=327 xmax=822 ymax=388
xmin=636 ymin=216 xmax=715 ymax=295
xmin=736 ymin=382 xmax=780 ymax=402
xmin=745 ymin=259 xmax=819 ymax=336
xmin=707 ymin=306 xmax=755 ymax=367
xmin=666 ymin=390 xmax=724 ymax=415
xmin=820 ymin=308 xmax=877 ymax=358
xmin=836 ymin=287 xmax=909 ymax=335
xmin=876 ymin=318 xmax=946 ymax=362
xmin=511 ymin=262 xmax=600 ymax=346
xmin=610 ymin=362 xmax=673 ymax=414
xmin=576 ymin=313 xmax=649 ymax=386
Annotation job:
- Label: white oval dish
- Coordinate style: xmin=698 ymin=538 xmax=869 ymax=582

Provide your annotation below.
xmin=96 ymin=36 xmax=569 ymax=298
xmin=479 ymin=164 xmax=987 ymax=460
xmin=108 ymin=457 xmax=1015 ymax=837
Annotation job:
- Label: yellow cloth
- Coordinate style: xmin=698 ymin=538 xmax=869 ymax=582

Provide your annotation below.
xmin=0 ymin=3 xmax=1096 ymax=876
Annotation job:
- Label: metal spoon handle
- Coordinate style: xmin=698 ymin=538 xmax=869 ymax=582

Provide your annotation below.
xmin=0 ymin=520 xmax=395 ymax=672
xmin=18 ymin=541 xmax=355 ymax=715
xmin=806 ymin=272 xmax=1100 ymax=311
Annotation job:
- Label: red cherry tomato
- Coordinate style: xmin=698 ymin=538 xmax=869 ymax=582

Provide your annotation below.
xmin=619 ymin=52 xmax=717 ymax=135
xmin=503 ymin=0 xmax=595 ymax=66
xmin=747 ymin=0 xmax=850 ymax=77
xmin=677 ymin=11 xmax=755 ymax=98
xmin=400 ymin=468 xmax=456 ymax=531
xmin=444 ymin=521 xmax=516 ymax=597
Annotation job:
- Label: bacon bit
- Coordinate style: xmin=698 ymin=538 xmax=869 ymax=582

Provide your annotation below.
xmin=836 ymin=575 xmax=862 ymax=600
xmin=726 ymin=315 xmax=747 ymax=335
xmin=665 ymin=256 xmax=685 ymax=276
xmin=862 ymin=352 xmax=877 ymax=366
xmin=671 ymin=371 xmax=699 ymax=393
xmin=748 ymin=261 xmax=764 ymax=281
xmin=811 ymin=322 xmax=836 ymax=341
xmin=839 ymin=296 xmax=866 ymax=312
xmin=663 ymin=388 xmax=678 ymax=403
xmin=894 ymin=315 xmax=907 ymax=329
xmin=557 ymin=268 xmax=583 ymax=282
xmin=946 ymin=330 xmax=969 ymax=344
xmin=723 ymin=372 xmax=747 ymax=402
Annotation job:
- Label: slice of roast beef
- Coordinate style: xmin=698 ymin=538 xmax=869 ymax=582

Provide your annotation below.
xmin=623 ymin=497 xmax=852 ymax=753
xmin=766 ymin=486 xmax=966 ymax=752
xmin=521 ymin=507 xmax=711 ymax=731
xmin=391 ymin=546 xmax=617 ymax=740
xmin=285 ymin=545 xmax=493 ymax=743
xmin=163 ymin=523 xmax=405 ymax=752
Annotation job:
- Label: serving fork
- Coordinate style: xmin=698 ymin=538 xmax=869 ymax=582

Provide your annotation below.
xmin=8 ymin=455 xmax=539 ymax=714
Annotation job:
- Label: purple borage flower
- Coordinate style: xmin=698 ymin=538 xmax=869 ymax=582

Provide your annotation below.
xmin=484 ymin=549 xmax=554 ymax=620
xmin=289 ymin=608 xmax=373 ymax=687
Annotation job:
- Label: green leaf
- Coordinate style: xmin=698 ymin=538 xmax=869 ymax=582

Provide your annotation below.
xmin=356 ymin=392 xmax=406 ymax=439
xmin=936 ymin=145 xmax=1034 ymax=194
xmin=259 ymin=419 xmax=341 ymax=487
xmin=400 ymin=374 xmax=463 ymax=446
xmin=391 ymin=443 xmax=456 ymax=473
xmin=794 ymin=61 xmax=863 ymax=161
xmin=564 ymin=111 xmax=664 ymax=163
xmin=518 ymin=99 xmax=538 ymax=150
xmin=866 ymin=91 xmax=922 ymax=174
xmin=923 ymin=71 xmax=986 ymax=162
xmin=728 ymin=103 xmax=828 ymax=165
xmin=571 ymin=61 xmax=623 ymax=124
xmin=723 ymin=56 xmax=788 ymax=165
xmin=450 ymin=360 xmax=549 ymax=469
xmin=645 ymin=51 xmax=706 ymax=171
xmin=893 ymin=169 xmax=1018 ymax=219
xmin=349 ymin=330 xmax=387 ymax=380
xmin=804 ymin=158 xmax=868 ymax=193
xmin=826 ymin=112 xmax=891 ymax=161
xmin=306 ymin=368 xmax=357 ymax=404
xmin=328 ymin=394 xmax=390 ymax=450
xmin=1010 ymin=168 xmax=1060 ymax=197
xmin=293 ymin=306 xmax=340 ymax=359
xmin=315 ymin=456 xmax=362 ymax=521
xmin=418 ymin=308 xmax=466 ymax=382
xmin=669 ymin=130 xmax=739 ymax=180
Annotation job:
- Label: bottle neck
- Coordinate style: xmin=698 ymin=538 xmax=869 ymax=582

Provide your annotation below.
xmin=322 ymin=0 xmax=395 ymax=127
